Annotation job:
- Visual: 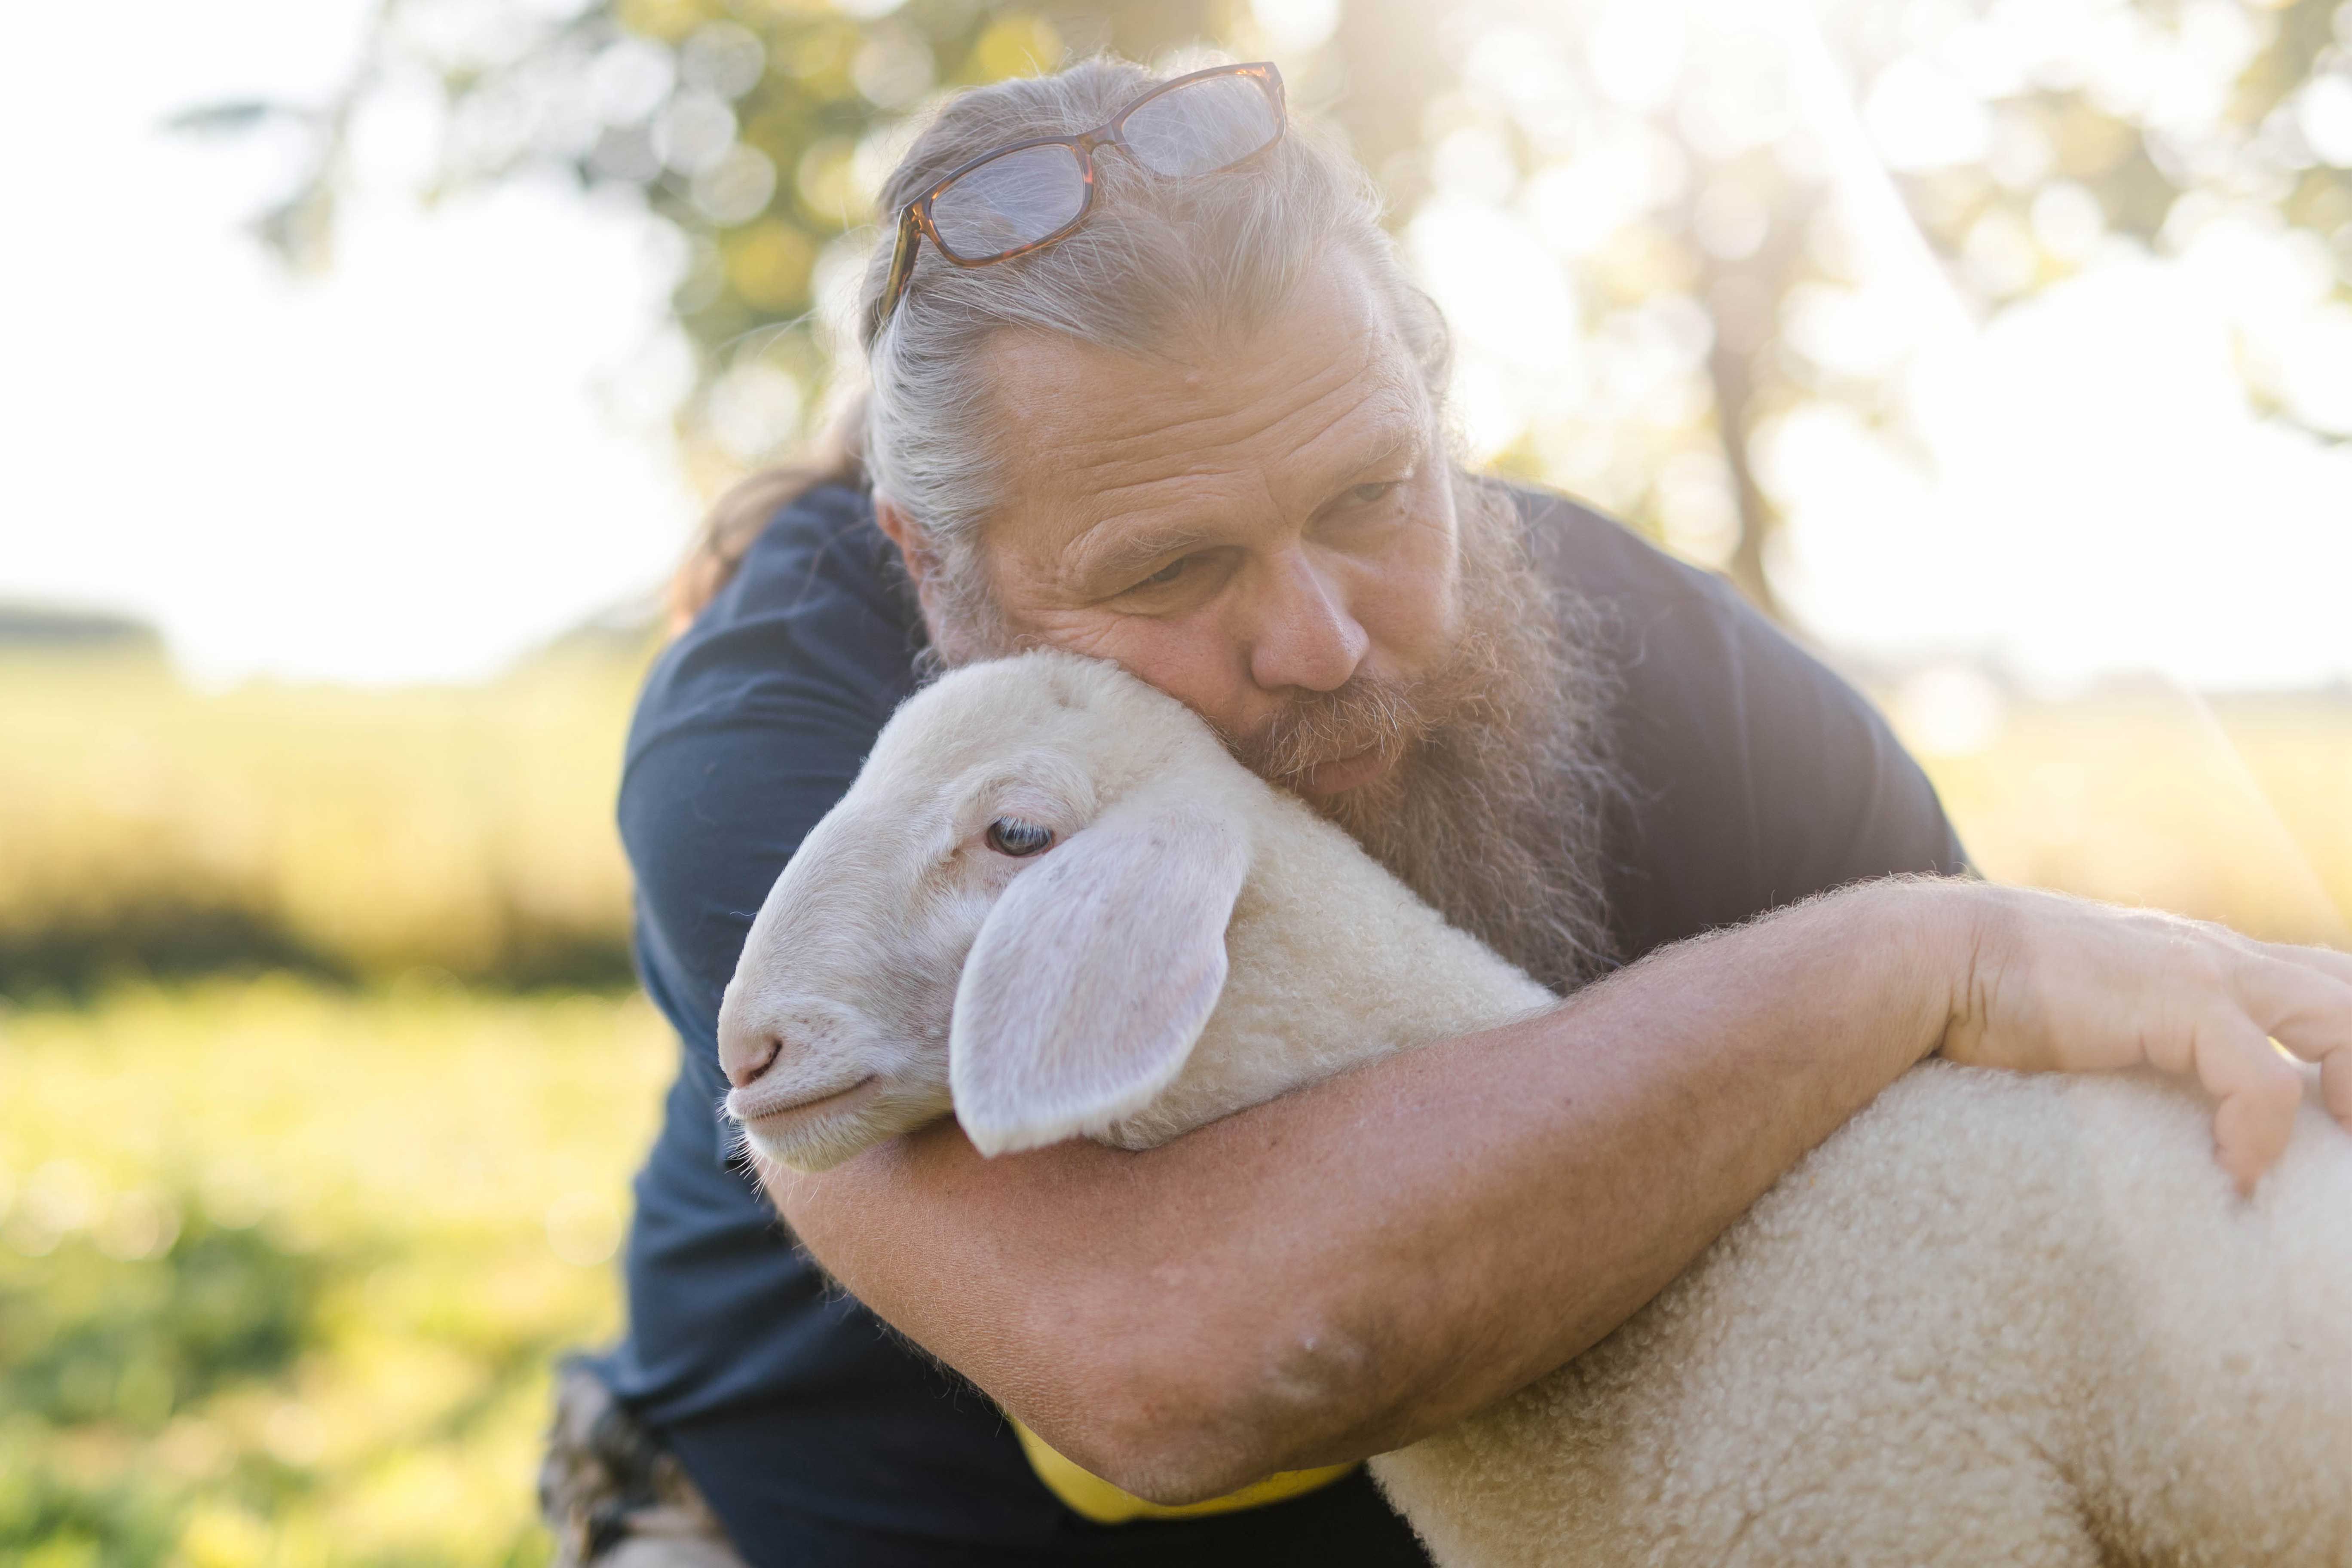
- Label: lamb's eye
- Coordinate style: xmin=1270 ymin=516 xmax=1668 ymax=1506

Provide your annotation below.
xmin=985 ymin=818 xmax=1056 ymax=857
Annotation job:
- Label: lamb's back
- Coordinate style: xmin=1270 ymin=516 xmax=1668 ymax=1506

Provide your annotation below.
xmin=1374 ymin=1063 xmax=2352 ymax=1568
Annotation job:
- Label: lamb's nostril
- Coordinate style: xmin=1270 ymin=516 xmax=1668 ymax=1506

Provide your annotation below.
xmin=723 ymin=1031 xmax=783 ymax=1090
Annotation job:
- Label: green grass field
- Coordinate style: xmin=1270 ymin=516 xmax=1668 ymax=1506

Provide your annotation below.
xmin=0 ymin=978 xmax=671 ymax=1567
xmin=3 ymin=651 xmax=2347 ymax=1563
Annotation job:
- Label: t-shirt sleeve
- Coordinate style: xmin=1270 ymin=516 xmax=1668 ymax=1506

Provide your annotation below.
xmin=616 ymin=485 xmax=924 ymax=1073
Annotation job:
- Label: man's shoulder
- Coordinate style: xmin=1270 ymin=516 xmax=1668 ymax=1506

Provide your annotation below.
xmin=1500 ymin=480 xmax=1781 ymax=791
xmin=712 ymin=481 xmax=911 ymax=639
xmin=628 ymin=483 xmax=922 ymax=752
xmin=1504 ymin=482 xmax=1749 ymax=633
xmin=1494 ymin=482 xmax=1968 ymax=954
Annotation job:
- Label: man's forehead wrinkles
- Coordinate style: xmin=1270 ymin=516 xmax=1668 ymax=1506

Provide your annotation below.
xmin=1047 ymin=347 xmax=1378 ymax=478
xmin=1047 ymin=404 xmax=1415 ymax=571
xmin=1044 ymin=363 xmax=1417 ymax=510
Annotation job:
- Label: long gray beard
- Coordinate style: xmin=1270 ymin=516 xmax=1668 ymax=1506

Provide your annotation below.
xmin=1223 ymin=475 xmax=1622 ymax=995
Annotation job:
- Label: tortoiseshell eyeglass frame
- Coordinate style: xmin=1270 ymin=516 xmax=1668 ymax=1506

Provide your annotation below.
xmin=867 ymin=61 xmax=1287 ymax=341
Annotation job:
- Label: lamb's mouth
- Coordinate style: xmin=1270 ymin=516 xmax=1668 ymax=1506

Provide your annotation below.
xmin=730 ymin=1073 xmax=882 ymax=1138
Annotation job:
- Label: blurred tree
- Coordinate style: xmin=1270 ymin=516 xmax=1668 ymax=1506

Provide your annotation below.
xmin=1863 ymin=0 xmax=2352 ymax=427
xmin=196 ymin=0 xmax=2352 ymax=618
xmin=202 ymin=0 xmax=1435 ymax=494
xmin=1405 ymin=0 xmax=2351 ymax=614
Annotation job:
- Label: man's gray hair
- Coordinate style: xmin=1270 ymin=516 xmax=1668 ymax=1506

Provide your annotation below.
xmin=854 ymin=57 xmax=1455 ymax=658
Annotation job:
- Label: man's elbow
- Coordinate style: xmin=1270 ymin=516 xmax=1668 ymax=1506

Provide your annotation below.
xmin=1049 ymin=1373 xmax=1269 ymax=1505
xmin=1034 ymin=1319 xmax=1380 ymax=1506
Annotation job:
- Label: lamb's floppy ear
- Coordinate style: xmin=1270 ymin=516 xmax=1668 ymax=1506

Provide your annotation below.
xmin=950 ymin=794 xmax=1250 ymax=1157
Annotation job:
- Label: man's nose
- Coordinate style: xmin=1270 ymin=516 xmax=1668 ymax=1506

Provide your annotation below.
xmin=1244 ymin=549 xmax=1368 ymax=695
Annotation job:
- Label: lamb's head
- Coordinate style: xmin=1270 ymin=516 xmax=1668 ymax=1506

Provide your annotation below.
xmin=719 ymin=649 xmax=1263 ymax=1172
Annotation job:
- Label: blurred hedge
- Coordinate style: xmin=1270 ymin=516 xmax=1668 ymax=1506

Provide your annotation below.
xmin=0 ymin=647 xmax=650 ymax=998
xmin=1906 ymin=684 xmax=2352 ymax=950
xmin=4 ymin=646 xmax=2346 ymax=1001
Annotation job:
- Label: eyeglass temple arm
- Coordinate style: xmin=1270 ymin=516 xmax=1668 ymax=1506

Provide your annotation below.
xmin=873 ymin=205 xmax=923 ymax=340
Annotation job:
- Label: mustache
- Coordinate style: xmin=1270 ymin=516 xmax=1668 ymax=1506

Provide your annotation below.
xmin=1223 ymin=607 xmax=1516 ymax=794
xmin=1228 ymin=680 xmax=1410 ymax=786
xmin=1222 ymin=667 xmax=1461 ymax=794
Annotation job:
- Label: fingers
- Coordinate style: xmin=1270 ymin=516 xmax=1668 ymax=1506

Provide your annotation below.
xmin=2234 ymin=954 xmax=2352 ymax=1064
xmin=2190 ymin=1007 xmax=2306 ymax=1197
xmin=2230 ymin=952 xmax=2352 ymax=1140
xmin=2326 ymin=1050 xmax=2352 ymax=1129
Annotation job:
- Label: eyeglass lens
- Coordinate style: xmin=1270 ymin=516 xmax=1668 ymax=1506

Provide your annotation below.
xmin=926 ymin=73 xmax=1280 ymax=263
xmin=928 ymin=143 xmax=1089 ymax=261
xmin=1121 ymin=74 xmax=1279 ymax=178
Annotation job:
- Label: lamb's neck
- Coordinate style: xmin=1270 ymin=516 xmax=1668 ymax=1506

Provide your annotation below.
xmin=1101 ymin=802 xmax=1555 ymax=1151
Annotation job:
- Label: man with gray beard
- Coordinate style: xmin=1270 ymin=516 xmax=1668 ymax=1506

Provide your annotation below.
xmin=556 ymin=57 xmax=2352 ymax=1568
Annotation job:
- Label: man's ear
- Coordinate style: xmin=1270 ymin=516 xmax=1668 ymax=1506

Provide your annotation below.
xmin=949 ymin=795 xmax=1250 ymax=1156
xmin=873 ymin=493 xmax=944 ymax=614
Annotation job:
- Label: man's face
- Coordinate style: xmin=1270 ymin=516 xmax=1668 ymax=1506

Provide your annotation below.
xmin=965 ymin=259 xmax=1459 ymax=801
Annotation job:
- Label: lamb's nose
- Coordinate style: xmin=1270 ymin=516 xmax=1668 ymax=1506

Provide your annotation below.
xmin=718 ymin=1020 xmax=783 ymax=1090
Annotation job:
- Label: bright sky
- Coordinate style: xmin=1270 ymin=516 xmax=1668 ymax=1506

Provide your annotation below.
xmin=2 ymin=0 xmax=696 ymax=686
xmin=2 ymin=0 xmax=2347 ymax=689
xmin=1765 ymin=248 xmax=2352 ymax=692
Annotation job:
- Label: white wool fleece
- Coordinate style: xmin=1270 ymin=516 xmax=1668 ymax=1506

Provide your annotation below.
xmin=1373 ymin=1064 xmax=2352 ymax=1567
xmin=723 ymin=649 xmax=2352 ymax=1568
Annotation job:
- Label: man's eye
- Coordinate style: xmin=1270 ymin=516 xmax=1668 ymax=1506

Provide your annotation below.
xmin=1344 ymin=481 xmax=1400 ymax=507
xmin=1138 ymin=557 xmax=1189 ymax=588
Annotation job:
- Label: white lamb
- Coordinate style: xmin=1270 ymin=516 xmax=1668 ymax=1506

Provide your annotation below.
xmin=717 ymin=648 xmax=2352 ymax=1568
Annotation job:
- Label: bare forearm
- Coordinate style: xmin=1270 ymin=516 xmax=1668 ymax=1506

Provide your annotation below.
xmin=1263 ymin=877 xmax=1963 ymax=1468
xmin=773 ymin=876 xmax=1968 ymax=1498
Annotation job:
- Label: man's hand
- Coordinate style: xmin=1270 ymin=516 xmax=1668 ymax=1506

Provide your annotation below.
xmin=1940 ymin=882 xmax=2352 ymax=1194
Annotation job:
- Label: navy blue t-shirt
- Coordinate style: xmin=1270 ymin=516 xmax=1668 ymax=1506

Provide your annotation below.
xmin=594 ymin=481 xmax=1968 ymax=1563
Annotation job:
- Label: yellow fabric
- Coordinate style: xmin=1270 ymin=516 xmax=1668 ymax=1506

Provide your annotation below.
xmin=1011 ymin=1420 xmax=1357 ymax=1525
